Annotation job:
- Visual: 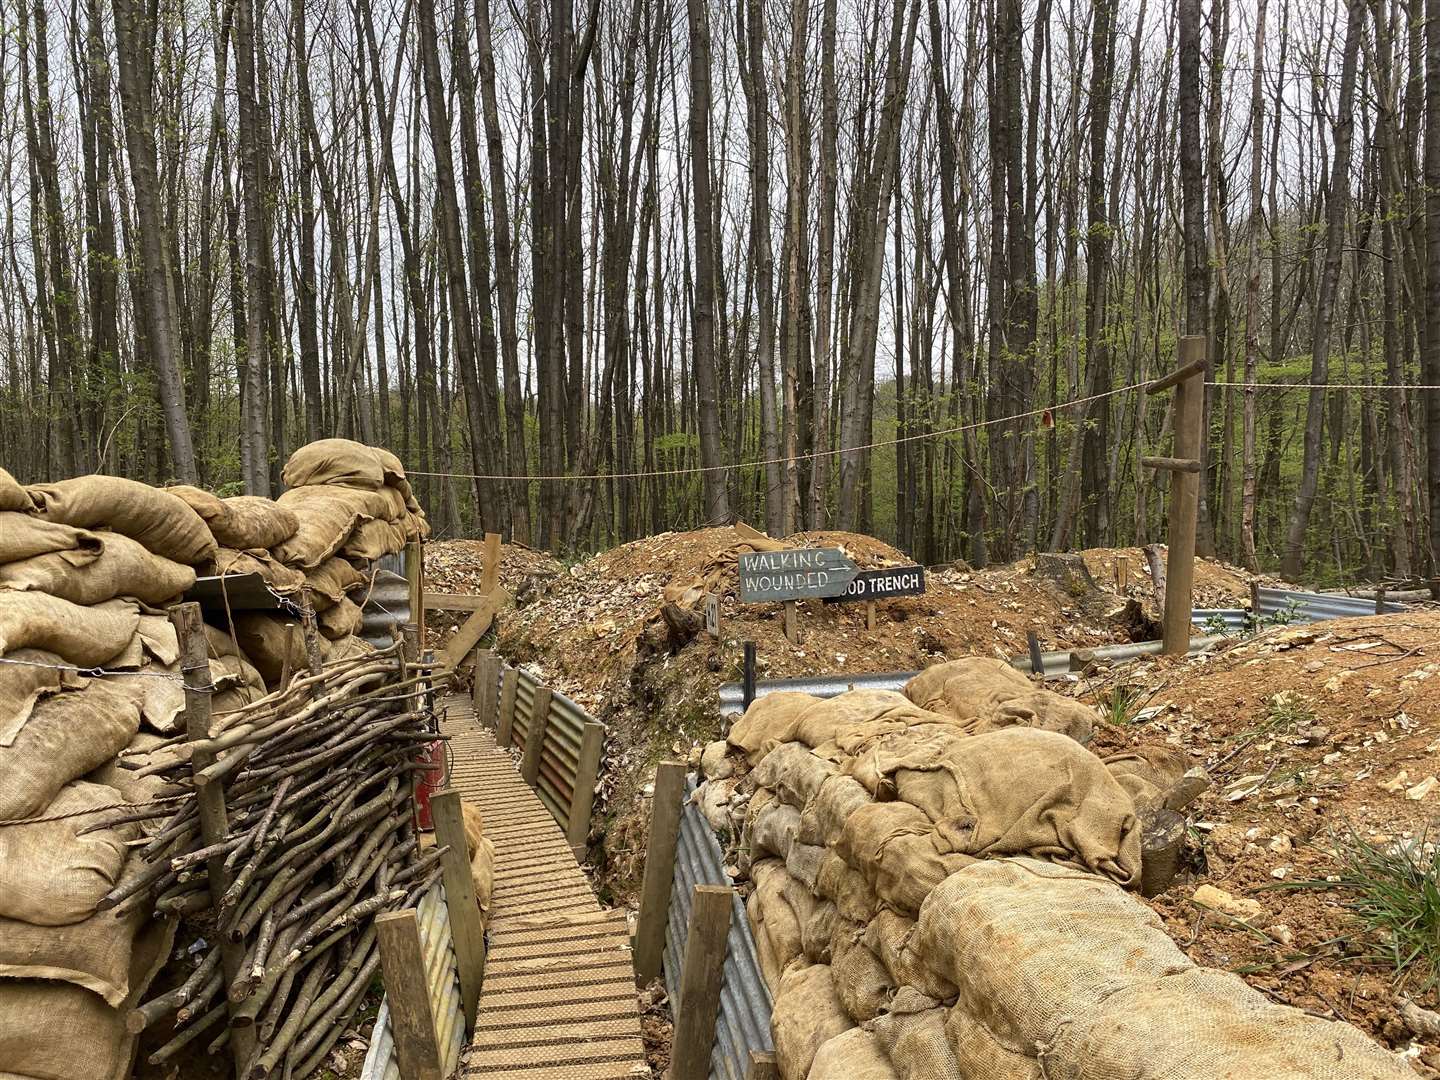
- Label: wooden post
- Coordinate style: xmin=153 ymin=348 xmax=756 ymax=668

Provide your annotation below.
xmin=746 ymin=1051 xmax=780 ymax=1080
xmin=479 ymin=531 xmax=502 ymax=596
xmin=670 ymin=885 xmax=733 ymax=1079
xmin=430 ymin=790 xmax=487 ymax=1031
xmin=1375 ymin=586 xmax=1387 ymax=616
xmin=865 ymin=599 xmax=876 ymax=631
xmin=170 ymin=602 xmax=256 ymax=1070
xmin=742 ymin=642 xmax=757 ymax=711
xmin=497 ymin=667 xmax=518 ymax=747
xmin=1026 ymin=630 xmax=1044 ymax=675
xmin=566 ymin=722 xmax=605 ymax=857
xmin=401 ymin=623 xmax=421 ymax=669
xmin=1158 ymin=336 xmax=1205 ymax=655
xmin=472 ymin=651 xmax=501 ymax=729
xmin=405 ymin=540 xmax=426 ymax=640
xmin=1249 ymin=579 xmax=1262 ymax=632
xmin=782 ymin=600 xmax=799 ymax=645
xmin=375 ymin=910 xmax=443 ymax=1080
xmin=520 ymin=685 xmax=552 ymax=787
xmin=633 ymin=761 xmax=686 ymax=985
xmin=1114 ymin=555 xmax=1129 ymax=594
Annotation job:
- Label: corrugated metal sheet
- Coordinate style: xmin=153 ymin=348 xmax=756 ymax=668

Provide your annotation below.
xmin=360 ymin=569 xmax=411 ymax=648
xmin=664 ymin=779 xmax=774 ymax=1080
xmin=507 ymin=665 xmax=603 ymax=833
xmin=1257 ymin=585 xmax=1403 ymax=621
xmin=359 ymin=881 xmax=465 ymax=1080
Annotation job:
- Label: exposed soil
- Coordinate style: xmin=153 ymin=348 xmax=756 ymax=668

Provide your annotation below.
xmin=1078 ymin=612 xmax=1440 ymax=1056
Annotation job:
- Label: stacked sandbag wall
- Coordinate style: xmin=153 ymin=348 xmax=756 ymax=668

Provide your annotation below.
xmin=697 ymin=658 xmax=1414 ymax=1080
xmin=0 ymin=440 xmax=429 ymax=1080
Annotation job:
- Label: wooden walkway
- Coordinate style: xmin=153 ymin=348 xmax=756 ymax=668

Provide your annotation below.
xmin=441 ymin=694 xmax=650 ymax=1080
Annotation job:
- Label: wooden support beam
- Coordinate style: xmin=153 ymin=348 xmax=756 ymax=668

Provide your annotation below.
xmin=566 ymin=722 xmax=605 ymax=857
xmin=479 ymin=532 xmax=502 ymax=596
xmin=405 ymin=541 xmax=425 ymax=635
xmin=1161 ymin=336 xmax=1206 ymax=655
xmin=472 ymin=651 xmax=502 ymax=729
xmin=670 ymin=885 xmax=733 ymax=1079
xmin=1140 ymin=455 xmax=1202 ymax=473
xmin=520 ymin=685 xmax=552 ymax=787
xmin=170 ymin=602 xmax=256 ymax=1070
xmin=633 ymin=761 xmax=686 ymax=985
xmin=430 ymin=789 xmax=487 ymax=1031
xmin=424 ymin=592 xmax=498 ymax=613
xmin=746 ymin=1051 xmax=780 ymax=1080
xmin=375 ymin=910 xmax=443 ymax=1080
xmin=497 ymin=667 xmax=518 ymax=747
xmin=782 ymin=600 xmax=799 ymax=645
xmin=1146 ymin=354 xmax=1208 ymax=395
xmin=440 ymin=587 xmax=511 ymax=671
xmin=865 ymin=599 xmax=876 ymax=631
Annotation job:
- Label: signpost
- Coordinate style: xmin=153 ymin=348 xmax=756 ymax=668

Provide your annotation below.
xmin=738 ymin=548 xmax=860 ymax=646
xmin=704 ymin=593 xmax=721 ymax=638
xmin=822 ymin=566 xmax=926 ymax=603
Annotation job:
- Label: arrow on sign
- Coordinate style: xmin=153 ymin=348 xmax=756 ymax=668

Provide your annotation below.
xmin=737 ymin=548 xmax=860 ymax=603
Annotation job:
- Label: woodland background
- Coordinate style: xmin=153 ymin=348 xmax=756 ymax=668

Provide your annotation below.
xmin=1 ymin=0 xmax=1437 ymax=584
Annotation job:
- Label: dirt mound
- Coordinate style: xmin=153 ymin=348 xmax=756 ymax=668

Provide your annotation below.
xmin=1079 ymin=611 xmax=1440 ymax=1056
xmin=1072 ymin=545 xmax=1261 ymax=610
xmin=425 ymin=539 xmax=563 ymax=607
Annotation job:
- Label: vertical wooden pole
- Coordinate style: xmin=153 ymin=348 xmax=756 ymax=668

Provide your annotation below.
xmin=782 ymin=600 xmax=799 ymax=645
xmin=670 ymin=885 xmax=733 ymax=1078
xmin=742 ymin=642 xmax=757 ymax=711
xmin=430 ymin=790 xmax=487 ymax=1031
xmin=472 ymin=650 xmax=501 ymax=728
xmin=1114 ymin=555 xmax=1129 ymax=594
xmin=746 ymin=1051 xmax=780 ymax=1080
xmin=297 ymin=586 xmax=325 ymax=675
xmin=497 ymin=667 xmax=518 ymax=746
xmin=479 ymin=531 xmax=502 ymax=596
xmin=375 ymin=910 xmax=444 ymax=1080
xmin=566 ymin=721 xmax=605 ymax=857
xmin=865 ymin=599 xmax=876 ymax=631
xmin=520 ymin=685 xmax=552 ymax=786
xmin=170 ymin=602 xmax=256 ymax=1070
xmin=1162 ymin=336 xmax=1205 ymax=655
xmin=1026 ymin=630 xmax=1044 ymax=675
xmin=633 ymin=761 xmax=686 ymax=985
xmin=405 ymin=540 xmax=426 ymax=634
xmin=1375 ymin=586 xmax=1387 ymax=615
xmin=1249 ymin=579 xmax=1262 ymax=633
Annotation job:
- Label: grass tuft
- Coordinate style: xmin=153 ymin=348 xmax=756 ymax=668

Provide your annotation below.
xmin=1100 ymin=683 xmax=1144 ymax=726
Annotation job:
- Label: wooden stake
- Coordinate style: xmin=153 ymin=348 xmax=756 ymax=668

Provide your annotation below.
xmin=375 ymin=910 xmax=443 ymax=1080
xmin=170 ymin=602 xmax=256 ymax=1070
xmin=566 ymin=722 xmax=605 ymax=857
xmin=1114 ymin=555 xmax=1129 ymax=594
xmin=1026 ymin=630 xmax=1044 ymax=675
xmin=633 ymin=762 xmax=686 ymax=986
xmin=746 ymin=1051 xmax=780 ymax=1080
xmin=520 ymin=685 xmax=552 ymax=787
xmin=782 ymin=600 xmax=799 ymax=645
xmin=479 ymin=532 xmax=502 ymax=596
xmin=430 ymin=790 xmax=486 ymax=1030
xmin=405 ymin=540 xmax=426 ymax=640
xmin=670 ymin=885 xmax=733 ymax=1079
xmin=497 ymin=667 xmax=518 ymax=747
xmin=865 ymin=599 xmax=876 ymax=631
xmin=1161 ymin=336 xmax=1205 ymax=655
xmin=472 ymin=651 xmax=501 ymax=729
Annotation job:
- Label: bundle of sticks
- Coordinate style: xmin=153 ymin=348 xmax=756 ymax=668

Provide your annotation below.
xmin=86 ymin=615 xmax=441 ymax=1079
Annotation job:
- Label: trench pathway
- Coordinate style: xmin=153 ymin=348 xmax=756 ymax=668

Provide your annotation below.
xmin=440 ymin=692 xmax=650 ymax=1080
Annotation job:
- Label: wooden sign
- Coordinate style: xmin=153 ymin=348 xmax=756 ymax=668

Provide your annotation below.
xmin=823 ymin=565 xmax=926 ymax=603
xmin=738 ymin=548 xmax=859 ymax=603
xmin=704 ymin=593 xmax=721 ymax=638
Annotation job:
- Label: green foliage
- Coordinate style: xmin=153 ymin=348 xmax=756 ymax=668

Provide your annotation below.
xmin=1099 ymin=683 xmax=1145 ymax=726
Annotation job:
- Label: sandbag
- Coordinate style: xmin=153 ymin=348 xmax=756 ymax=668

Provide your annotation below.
xmin=25 ymin=476 xmax=216 ymax=564
xmin=878 ymin=727 xmax=1142 ymax=888
xmin=208 ymin=548 xmax=308 ymax=595
xmin=317 ymin=596 xmax=363 ymax=640
xmin=0 ymin=531 xmax=195 ymax=606
xmin=1104 ymin=746 xmax=1192 ymax=810
xmin=750 ymin=859 xmax=812 ymax=986
xmin=167 ymin=487 xmax=299 ymax=550
xmin=862 ymin=910 xmax=956 ymax=1003
xmin=784 ymin=840 xmax=826 ymax=891
xmin=272 ymin=487 xmax=377 ymax=568
xmin=981 ymin=688 xmax=1097 ymax=744
xmin=748 ymin=799 xmax=801 ymax=862
xmin=771 ymin=963 xmax=854 ymax=1080
xmin=945 ymin=1009 xmax=1043 ymax=1080
xmin=0 ymin=781 xmax=136 ymax=925
xmin=869 ymin=993 xmax=964 ymax=1080
xmin=0 ymin=680 xmax=144 ymax=821
xmin=726 ymin=691 xmax=820 ymax=766
xmin=0 ymin=651 xmax=85 ymax=747
xmin=306 ymin=557 xmax=366 ymax=606
xmin=808 ymin=1028 xmax=899 ymax=1080
xmin=0 ymin=513 xmax=102 ymax=565
xmin=0 ymin=468 xmax=32 ymax=512
xmin=913 ymin=858 xmax=1191 ymax=1058
xmin=0 ymin=855 xmax=151 ymax=1005
xmin=0 ymin=592 xmax=139 ymax=669
xmin=230 ymin=613 xmax=310 ymax=686
xmin=801 ymin=900 xmax=838 ymax=964
xmin=473 ymin=835 xmax=495 ymax=922
xmin=340 ymin=517 xmax=407 ymax=562
xmin=799 ymin=774 xmax=873 ymax=847
xmin=904 ymin=656 xmax=1032 ymax=714
xmin=281 ymin=438 xmax=387 ymax=490
xmin=836 ymin=801 xmax=973 ymax=916
xmin=791 ymin=690 xmax=945 ymax=752
xmin=814 ymin=851 xmax=878 ymax=923
xmin=750 ymin=740 xmax=837 ymax=809
xmin=829 ymin=922 xmax=894 ymax=1021
xmin=0 ymin=918 xmax=174 ymax=1080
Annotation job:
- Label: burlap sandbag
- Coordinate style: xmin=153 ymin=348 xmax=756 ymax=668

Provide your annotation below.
xmin=913 ymin=858 xmax=1191 ymax=1058
xmin=281 ymin=438 xmax=387 ymax=490
xmin=814 ymin=851 xmax=878 ymax=923
xmin=945 ymin=1008 xmax=1043 ymax=1080
xmin=0 ymin=651 xmax=86 ymax=747
xmin=0 ymin=680 xmax=144 ymax=821
xmin=836 ymin=801 xmax=974 ymax=915
xmin=167 ymin=487 xmax=299 ymax=550
xmin=750 ymin=740 xmax=838 ymax=810
xmin=1104 ymin=746 xmax=1192 ymax=810
xmin=306 ymin=556 xmax=366 ymax=606
xmin=904 ymin=656 xmax=1032 ymax=713
xmin=771 ymin=963 xmax=854 ymax=1080
xmin=862 ymin=910 xmax=956 ymax=1003
xmin=0 ymin=592 xmax=139 ymax=669
xmin=874 ymin=727 xmax=1142 ymax=887
xmin=0 ymin=531 xmax=195 ymax=606
xmin=0 ymin=514 xmax=102 ymax=566
xmin=231 ymin=613 xmax=309 ymax=686
xmin=802 ymin=900 xmax=838 ymax=964
xmin=785 ymin=840 xmax=826 ymax=891
xmin=748 ymin=799 xmax=802 ymax=862
xmin=829 ymin=920 xmax=895 ymax=1021
xmin=272 ymin=487 xmax=378 ymax=568
xmin=749 ymin=859 xmax=813 ymax=988
xmin=0 ymin=468 xmax=34 ymax=512
xmin=26 ymin=476 xmax=215 ymax=564
xmin=0 ymin=854 xmax=150 ymax=1005
xmin=791 ymin=690 xmax=947 ymax=754
xmin=808 ymin=1027 xmax=899 ymax=1080
xmin=0 ymin=781 xmax=136 ymax=925
xmin=0 ymin=918 xmax=174 ymax=1080
xmin=473 ymin=835 xmax=496 ymax=923
xmin=318 ymin=596 xmax=363 ymax=640
xmin=86 ymin=733 xmax=170 ymax=808
xmin=1056 ymin=966 xmax=1417 ymax=1080
xmin=727 ymin=692 xmax=821 ymax=767
xmin=799 ymin=773 xmax=874 ymax=847
xmin=870 ymin=992 xmax=965 ymax=1080
xmin=208 ymin=547 xmax=308 ymax=595
xmin=341 ymin=517 xmax=407 ymax=562
xmin=111 ymin=652 xmax=259 ymax=735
